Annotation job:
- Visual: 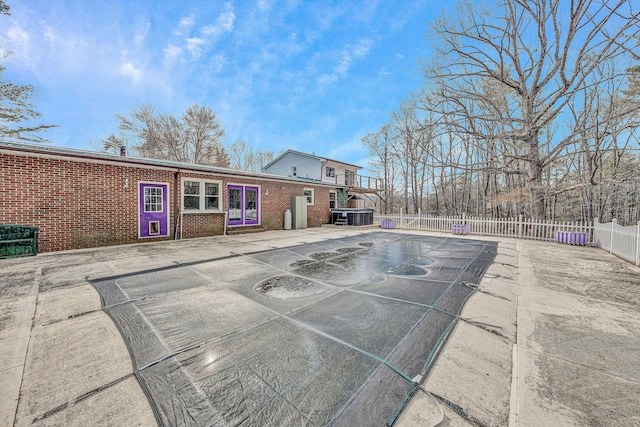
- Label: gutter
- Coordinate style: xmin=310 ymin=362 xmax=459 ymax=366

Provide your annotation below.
xmin=0 ymin=141 xmax=343 ymax=188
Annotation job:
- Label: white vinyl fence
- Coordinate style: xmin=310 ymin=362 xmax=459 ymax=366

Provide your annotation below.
xmin=593 ymin=218 xmax=640 ymax=265
xmin=374 ymin=213 xmax=592 ymax=242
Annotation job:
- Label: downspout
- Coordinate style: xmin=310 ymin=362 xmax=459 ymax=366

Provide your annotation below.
xmin=173 ymin=169 xmax=180 ymax=239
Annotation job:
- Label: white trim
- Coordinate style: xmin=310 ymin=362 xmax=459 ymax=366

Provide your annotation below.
xmin=304 ymin=188 xmax=314 ymax=205
xmin=329 ymin=190 xmax=337 ymax=209
xmin=148 ymin=221 xmax=160 ymax=235
xmin=137 ymin=181 xmax=171 ymax=239
xmin=181 ymin=178 xmax=223 ymax=213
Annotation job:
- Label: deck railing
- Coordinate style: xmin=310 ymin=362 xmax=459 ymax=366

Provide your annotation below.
xmin=374 ymin=213 xmax=593 ymax=242
xmin=593 ymin=218 xmax=640 ymax=265
xmin=334 ymin=173 xmax=383 ymax=192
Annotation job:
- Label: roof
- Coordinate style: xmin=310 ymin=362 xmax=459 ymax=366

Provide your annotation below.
xmin=0 ymin=141 xmax=348 ymax=188
xmin=262 ymin=149 xmax=362 ymax=171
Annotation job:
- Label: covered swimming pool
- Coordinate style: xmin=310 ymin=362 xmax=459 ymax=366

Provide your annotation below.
xmin=90 ymin=232 xmax=497 ymax=426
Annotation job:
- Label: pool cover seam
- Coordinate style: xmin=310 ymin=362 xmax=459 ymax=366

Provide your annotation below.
xmin=219 ymin=235 xmax=495 ymax=425
xmin=191 ymin=256 xmax=416 ymax=383
xmin=91 ymin=232 xmax=497 ymax=426
xmin=386 ymin=239 xmax=497 ymax=426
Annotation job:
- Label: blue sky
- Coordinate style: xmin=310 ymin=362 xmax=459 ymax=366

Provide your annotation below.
xmin=1 ymin=0 xmax=452 ymax=169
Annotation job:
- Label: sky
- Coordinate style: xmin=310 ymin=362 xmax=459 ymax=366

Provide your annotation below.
xmin=1 ymin=0 xmax=453 ymax=171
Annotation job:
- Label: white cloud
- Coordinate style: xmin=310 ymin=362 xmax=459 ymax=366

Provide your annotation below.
xmin=134 ymin=22 xmax=151 ymax=45
xmin=318 ymin=38 xmax=373 ymax=85
xmin=201 ymin=3 xmax=235 ymax=40
xmin=208 ymin=53 xmax=228 ymax=73
xmin=163 ymin=44 xmax=182 ymax=66
xmin=119 ymin=62 xmax=143 ymax=83
xmin=256 ymin=0 xmax=271 ymax=12
xmin=2 ymin=23 xmax=31 ymax=56
xmin=173 ymin=3 xmax=235 ymax=61
xmin=352 ymin=39 xmax=372 ymax=59
xmin=43 ymin=26 xmax=57 ymax=44
xmin=177 ymin=15 xmax=195 ymax=34
xmin=186 ymin=37 xmax=206 ymax=57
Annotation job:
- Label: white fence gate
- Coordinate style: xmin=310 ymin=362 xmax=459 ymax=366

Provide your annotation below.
xmin=593 ymin=218 xmax=640 ymax=265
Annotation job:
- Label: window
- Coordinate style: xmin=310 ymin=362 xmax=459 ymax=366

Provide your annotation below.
xmin=329 ymin=191 xmax=337 ymax=209
xmin=345 ymin=170 xmax=355 ymax=186
xmin=304 ymin=188 xmax=314 ymax=205
xmin=292 ymin=166 xmax=297 ymax=177
xmin=144 ymin=187 xmax=163 ymax=212
xmin=182 ymin=179 xmax=221 ymax=212
xmin=326 ymin=166 xmax=335 ymax=177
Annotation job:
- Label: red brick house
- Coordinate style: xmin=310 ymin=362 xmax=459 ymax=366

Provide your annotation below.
xmin=0 ymin=142 xmax=347 ymax=253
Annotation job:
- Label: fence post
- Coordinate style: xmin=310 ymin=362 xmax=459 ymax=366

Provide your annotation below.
xmin=636 ymin=221 xmax=640 ymax=266
xmin=610 ymin=219 xmax=616 ymax=254
xmin=518 ymin=215 xmax=523 ymax=239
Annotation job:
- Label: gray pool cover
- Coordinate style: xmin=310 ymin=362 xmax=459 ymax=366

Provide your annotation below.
xmin=91 ymin=232 xmax=497 ymax=426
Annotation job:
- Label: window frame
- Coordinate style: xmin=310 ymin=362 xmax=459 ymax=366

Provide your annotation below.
xmin=143 ymin=187 xmax=164 ymax=212
xmin=326 ymin=166 xmax=335 ymax=178
xmin=181 ymin=178 xmax=222 ymax=213
xmin=303 ymin=188 xmax=314 ymax=205
xmin=329 ymin=190 xmax=337 ymax=209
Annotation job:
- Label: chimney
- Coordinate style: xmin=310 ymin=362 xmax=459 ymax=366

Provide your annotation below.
xmin=120 ymin=146 xmax=126 ymax=157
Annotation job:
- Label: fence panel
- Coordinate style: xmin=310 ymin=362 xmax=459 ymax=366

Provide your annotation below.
xmin=373 ymin=213 xmax=593 ymax=244
xmin=592 ymin=218 xmax=639 ymax=265
xmin=372 ymin=214 xmax=640 ymax=266
xmin=593 ymin=219 xmax=612 ymax=251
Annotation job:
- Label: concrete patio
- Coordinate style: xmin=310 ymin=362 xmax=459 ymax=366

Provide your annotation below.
xmin=1 ymin=227 xmax=639 ymax=426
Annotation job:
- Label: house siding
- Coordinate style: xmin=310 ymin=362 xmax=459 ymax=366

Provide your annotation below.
xmin=322 ymin=160 xmax=359 ymax=186
xmin=263 ymin=152 xmax=322 ymax=181
xmin=1 ymin=148 xmax=334 ymax=253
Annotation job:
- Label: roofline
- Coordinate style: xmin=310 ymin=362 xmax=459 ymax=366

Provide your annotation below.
xmin=0 ymin=141 xmax=348 ymax=188
xmin=262 ymin=149 xmax=362 ymax=171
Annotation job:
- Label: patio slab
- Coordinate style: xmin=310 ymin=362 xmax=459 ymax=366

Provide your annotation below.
xmin=1 ymin=228 xmax=639 ymax=426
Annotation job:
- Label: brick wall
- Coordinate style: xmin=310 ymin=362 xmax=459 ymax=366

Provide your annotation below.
xmin=1 ymin=151 xmax=336 ymax=252
xmin=0 ymin=153 xmax=175 ymax=252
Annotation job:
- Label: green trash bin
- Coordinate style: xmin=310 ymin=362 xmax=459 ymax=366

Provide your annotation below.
xmin=0 ymin=225 xmax=39 ymax=258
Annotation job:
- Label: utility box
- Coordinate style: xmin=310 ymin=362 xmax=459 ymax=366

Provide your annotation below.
xmin=290 ymin=196 xmax=307 ymax=230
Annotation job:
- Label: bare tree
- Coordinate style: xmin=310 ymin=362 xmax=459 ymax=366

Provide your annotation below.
xmin=423 ymin=0 xmax=640 ymax=219
xmin=117 ymin=104 xmax=229 ymax=166
xmin=0 ymin=0 xmax=56 ymax=143
xmin=228 ymin=139 xmax=274 ymax=172
xmin=362 ymin=125 xmax=397 ymax=213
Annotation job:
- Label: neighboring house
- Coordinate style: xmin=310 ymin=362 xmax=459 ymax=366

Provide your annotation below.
xmin=0 ymin=142 xmax=342 ymax=253
xmin=262 ymin=150 xmax=382 ymax=209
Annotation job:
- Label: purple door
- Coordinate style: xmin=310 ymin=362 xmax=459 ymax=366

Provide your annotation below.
xmin=139 ymin=183 xmax=169 ymax=238
xmin=228 ymin=185 xmax=259 ymax=226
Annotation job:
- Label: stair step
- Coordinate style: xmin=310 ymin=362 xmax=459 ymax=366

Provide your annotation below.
xmin=227 ymin=226 xmax=266 ymax=235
